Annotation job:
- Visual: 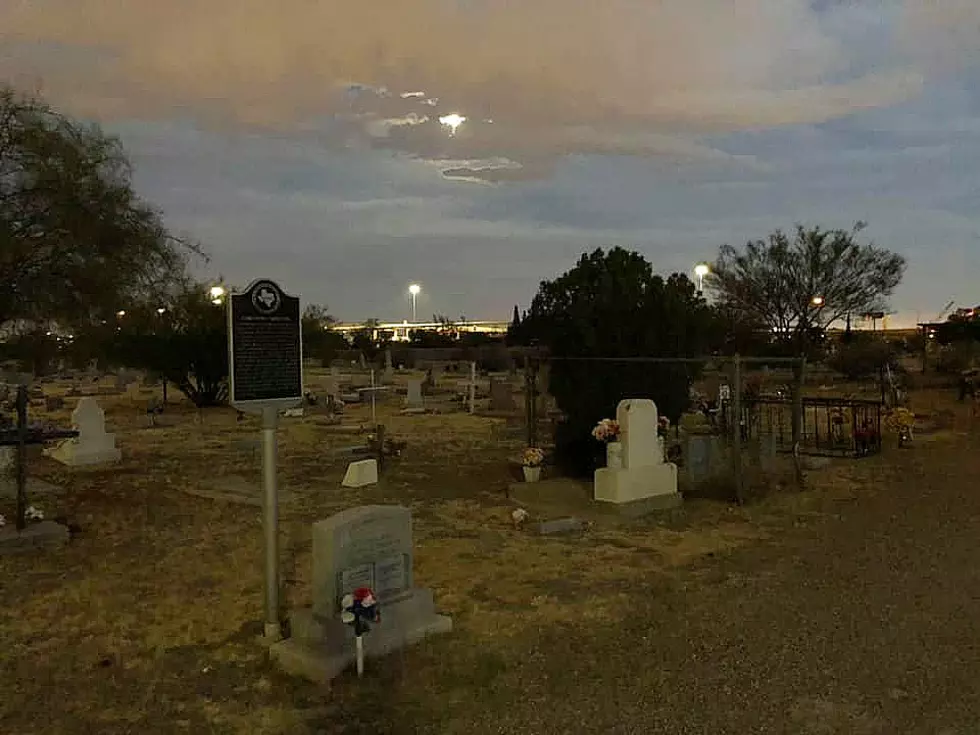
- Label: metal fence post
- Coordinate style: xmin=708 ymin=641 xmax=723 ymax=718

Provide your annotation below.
xmin=792 ymin=356 xmax=807 ymax=489
xmin=792 ymin=356 xmax=806 ymax=446
xmin=732 ymin=355 xmax=744 ymax=505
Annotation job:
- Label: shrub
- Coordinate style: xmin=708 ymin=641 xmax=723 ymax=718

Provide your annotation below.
xmin=826 ymin=339 xmax=895 ymax=381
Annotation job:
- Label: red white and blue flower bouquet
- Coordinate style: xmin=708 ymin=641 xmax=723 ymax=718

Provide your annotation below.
xmin=340 ymin=587 xmax=380 ymax=676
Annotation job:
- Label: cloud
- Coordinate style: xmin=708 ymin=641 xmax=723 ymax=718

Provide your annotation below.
xmin=0 ymin=0 xmax=972 ymax=178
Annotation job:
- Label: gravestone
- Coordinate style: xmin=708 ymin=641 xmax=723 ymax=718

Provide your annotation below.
xmin=44 ymin=398 xmax=121 ymax=466
xmin=322 ymin=376 xmax=339 ymax=399
xmin=383 ymin=349 xmax=395 ymax=382
xmin=45 ymin=396 xmax=65 ymax=412
xmin=685 ymin=435 xmax=713 ymax=483
xmin=489 ymin=378 xmax=516 ymax=411
xmin=0 ymin=446 xmax=13 ymax=474
xmin=114 ymin=371 xmax=137 ymax=392
xmin=271 ymin=505 xmax=453 ymax=682
xmin=405 ymin=378 xmax=424 ymax=408
xmin=342 ymin=459 xmax=378 ymax=488
xmin=594 ymin=399 xmax=680 ymax=511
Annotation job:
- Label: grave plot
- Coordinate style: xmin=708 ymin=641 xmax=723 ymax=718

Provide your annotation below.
xmin=0 ymin=384 xmax=78 ymax=552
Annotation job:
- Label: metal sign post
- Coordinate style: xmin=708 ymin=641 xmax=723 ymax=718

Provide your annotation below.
xmin=227 ymin=279 xmax=303 ymax=641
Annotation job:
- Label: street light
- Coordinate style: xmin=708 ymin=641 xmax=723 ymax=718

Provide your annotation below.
xmin=694 ymin=263 xmax=710 ymax=293
xmin=209 ymin=285 xmax=226 ymax=305
xmin=408 ymin=283 xmax=421 ymax=323
xmin=811 ymin=296 xmax=825 ymax=307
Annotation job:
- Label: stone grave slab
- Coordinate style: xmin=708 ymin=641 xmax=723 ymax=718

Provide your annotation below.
xmin=342 ymin=459 xmax=378 ymax=488
xmin=0 ymin=521 xmax=70 ymax=555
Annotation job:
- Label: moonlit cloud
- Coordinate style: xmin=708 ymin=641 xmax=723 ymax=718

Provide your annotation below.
xmin=1 ymin=0 xmax=978 ymax=324
xmin=2 ymin=0 xmax=974 ymax=177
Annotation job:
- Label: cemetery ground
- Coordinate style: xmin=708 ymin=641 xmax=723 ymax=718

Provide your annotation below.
xmin=2 ymin=375 xmax=979 ymax=733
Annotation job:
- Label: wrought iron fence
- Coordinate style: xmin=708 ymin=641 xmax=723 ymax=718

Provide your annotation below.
xmin=737 ymin=395 xmax=883 ymax=458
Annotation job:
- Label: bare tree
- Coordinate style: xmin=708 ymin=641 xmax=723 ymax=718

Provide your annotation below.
xmin=0 ymin=86 xmax=201 ymax=329
xmin=709 ymin=223 xmax=905 ymax=350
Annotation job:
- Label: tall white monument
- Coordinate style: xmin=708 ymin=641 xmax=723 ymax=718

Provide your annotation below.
xmin=594 ymin=399 xmax=680 ymax=509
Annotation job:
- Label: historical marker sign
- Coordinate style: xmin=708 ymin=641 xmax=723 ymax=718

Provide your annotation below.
xmin=228 ymin=279 xmax=303 ymax=411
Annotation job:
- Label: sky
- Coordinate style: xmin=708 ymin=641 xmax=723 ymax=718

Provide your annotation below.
xmin=2 ymin=1 xmax=979 ymax=326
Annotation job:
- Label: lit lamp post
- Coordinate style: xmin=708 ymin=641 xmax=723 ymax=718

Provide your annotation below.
xmin=408 ymin=284 xmax=421 ymax=323
xmin=209 ymin=285 xmax=226 ymax=305
xmin=694 ymin=263 xmax=710 ymax=293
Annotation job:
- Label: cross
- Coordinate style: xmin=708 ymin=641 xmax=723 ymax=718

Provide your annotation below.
xmin=0 ymin=386 xmax=78 ymax=531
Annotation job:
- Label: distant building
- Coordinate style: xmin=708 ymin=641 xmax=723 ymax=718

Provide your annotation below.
xmin=331 ymin=319 xmax=509 ymax=342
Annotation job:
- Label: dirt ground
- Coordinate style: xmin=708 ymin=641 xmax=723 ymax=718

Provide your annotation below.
xmin=1 ymin=375 xmax=977 ymax=734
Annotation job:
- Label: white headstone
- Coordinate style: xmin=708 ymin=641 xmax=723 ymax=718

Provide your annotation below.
xmin=44 ymin=398 xmax=121 ymax=466
xmin=617 ymin=399 xmax=660 ymax=469
xmin=342 ymin=459 xmax=378 ymax=488
xmin=594 ymin=398 xmax=678 ymax=510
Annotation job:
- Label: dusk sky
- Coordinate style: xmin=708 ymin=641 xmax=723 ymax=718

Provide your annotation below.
xmin=2 ymin=1 xmax=978 ymax=325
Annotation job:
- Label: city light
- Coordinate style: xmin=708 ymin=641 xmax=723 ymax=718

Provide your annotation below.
xmin=408 ymin=284 xmax=421 ymax=323
xmin=210 ymin=285 xmax=226 ymax=305
xmin=811 ymin=296 xmax=825 ymax=307
xmin=694 ymin=263 xmax=710 ymax=292
xmin=116 ymin=310 xmax=126 ymax=317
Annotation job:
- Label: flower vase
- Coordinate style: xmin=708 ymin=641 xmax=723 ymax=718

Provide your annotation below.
xmin=606 ymin=441 xmax=623 ymax=469
xmin=523 ymin=466 xmax=542 ymax=483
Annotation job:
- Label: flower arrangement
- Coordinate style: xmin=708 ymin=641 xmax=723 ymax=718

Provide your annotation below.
xmin=341 ymin=587 xmax=380 ymax=635
xmin=591 ymin=418 xmax=620 ymax=443
xmin=341 ymin=587 xmax=381 ymax=677
xmin=521 ymin=447 xmax=545 ymax=468
xmin=886 ymin=407 xmax=915 ymax=432
xmin=886 ymin=407 xmax=915 ymax=446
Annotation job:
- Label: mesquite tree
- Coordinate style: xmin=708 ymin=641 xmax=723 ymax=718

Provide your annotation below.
xmin=709 ymin=223 xmax=905 ymax=354
xmin=0 ymin=86 xmax=199 ymax=330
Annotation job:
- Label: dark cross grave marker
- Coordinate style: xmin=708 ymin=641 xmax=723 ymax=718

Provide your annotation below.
xmin=0 ymin=386 xmax=77 ymax=530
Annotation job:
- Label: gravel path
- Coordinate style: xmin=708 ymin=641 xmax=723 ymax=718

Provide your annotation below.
xmin=440 ymin=429 xmax=980 ymax=735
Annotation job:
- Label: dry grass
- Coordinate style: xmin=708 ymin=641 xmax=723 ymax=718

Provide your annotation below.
xmin=0 ymin=375 xmax=974 ymax=734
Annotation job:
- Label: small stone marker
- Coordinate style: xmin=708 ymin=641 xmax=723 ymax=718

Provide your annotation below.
xmin=270 ymin=505 xmax=453 ymax=682
xmin=44 ymin=398 xmax=121 ymax=466
xmin=283 ymin=407 xmax=304 ymax=418
xmin=342 ymin=459 xmax=378 ymax=488
xmin=536 ymin=517 xmax=587 ymax=535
